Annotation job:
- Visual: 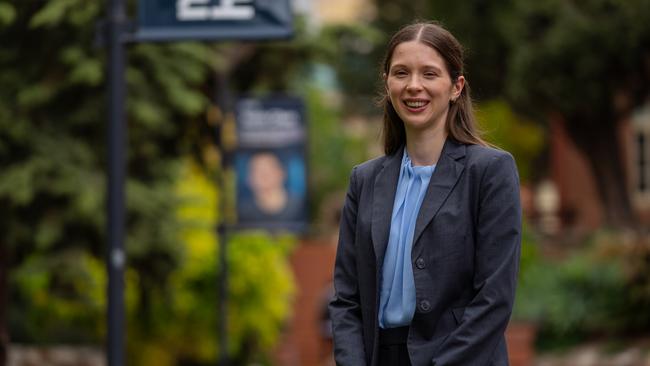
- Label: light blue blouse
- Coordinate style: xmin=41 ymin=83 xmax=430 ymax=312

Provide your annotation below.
xmin=379 ymin=151 xmax=436 ymax=328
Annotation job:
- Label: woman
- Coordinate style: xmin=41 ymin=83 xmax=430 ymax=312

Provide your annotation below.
xmin=329 ymin=21 xmax=521 ymax=366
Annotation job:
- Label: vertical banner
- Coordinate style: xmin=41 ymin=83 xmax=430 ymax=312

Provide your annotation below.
xmin=136 ymin=0 xmax=293 ymax=41
xmin=234 ymin=97 xmax=307 ymax=232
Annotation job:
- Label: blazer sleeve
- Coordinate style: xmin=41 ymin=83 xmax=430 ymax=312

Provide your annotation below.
xmin=431 ymin=152 xmax=522 ymax=366
xmin=329 ymin=167 xmax=368 ymax=366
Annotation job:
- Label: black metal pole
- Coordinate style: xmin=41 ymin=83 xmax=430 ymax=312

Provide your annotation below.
xmin=106 ymin=0 xmax=126 ymax=364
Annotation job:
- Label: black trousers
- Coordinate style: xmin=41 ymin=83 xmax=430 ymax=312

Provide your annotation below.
xmin=378 ymin=326 xmax=411 ymax=366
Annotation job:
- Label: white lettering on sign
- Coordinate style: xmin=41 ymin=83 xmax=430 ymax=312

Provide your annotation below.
xmin=177 ymin=0 xmax=255 ymax=21
xmin=238 ymin=107 xmax=304 ymax=147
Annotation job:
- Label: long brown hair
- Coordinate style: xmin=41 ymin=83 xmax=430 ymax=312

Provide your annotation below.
xmin=379 ymin=21 xmax=488 ymax=155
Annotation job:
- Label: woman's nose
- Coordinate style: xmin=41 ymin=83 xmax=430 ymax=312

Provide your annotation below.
xmin=406 ymin=76 xmax=423 ymax=91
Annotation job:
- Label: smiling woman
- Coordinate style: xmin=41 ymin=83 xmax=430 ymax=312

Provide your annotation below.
xmin=379 ymin=23 xmax=488 ymax=160
xmin=384 ymin=40 xmax=465 ymax=165
xmin=329 ymin=21 xmax=522 ymax=366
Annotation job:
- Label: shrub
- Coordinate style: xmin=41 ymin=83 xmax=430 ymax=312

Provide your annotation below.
xmin=513 ymin=230 xmax=650 ymax=350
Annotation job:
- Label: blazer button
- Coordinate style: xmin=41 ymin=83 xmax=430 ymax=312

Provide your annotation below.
xmin=419 ymin=300 xmax=431 ymax=312
xmin=415 ymin=257 xmax=425 ymax=269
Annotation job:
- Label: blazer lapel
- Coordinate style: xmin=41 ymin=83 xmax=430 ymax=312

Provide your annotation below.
xmin=371 ymin=146 xmax=403 ymax=266
xmin=412 ymin=139 xmax=466 ymax=249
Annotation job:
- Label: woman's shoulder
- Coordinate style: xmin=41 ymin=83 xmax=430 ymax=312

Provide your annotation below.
xmin=357 ymin=154 xmax=388 ymax=169
xmin=465 ymin=143 xmax=515 ymax=167
xmin=351 ymin=154 xmax=391 ymax=175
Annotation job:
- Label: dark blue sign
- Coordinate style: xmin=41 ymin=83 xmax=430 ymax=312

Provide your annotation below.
xmin=136 ymin=0 xmax=293 ymax=41
xmin=233 ymin=97 xmax=307 ymax=232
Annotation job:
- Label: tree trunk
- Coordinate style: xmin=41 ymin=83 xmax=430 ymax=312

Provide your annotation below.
xmin=565 ymin=115 xmax=637 ymax=228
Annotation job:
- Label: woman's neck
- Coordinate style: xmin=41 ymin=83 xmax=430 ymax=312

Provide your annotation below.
xmin=405 ymin=128 xmax=447 ymax=166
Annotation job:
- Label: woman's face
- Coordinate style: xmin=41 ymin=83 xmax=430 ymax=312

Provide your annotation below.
xmin=385 ymin=41 xmax=464 ymax=134
xmin=247 ymin=153 xmax=286 ymax=193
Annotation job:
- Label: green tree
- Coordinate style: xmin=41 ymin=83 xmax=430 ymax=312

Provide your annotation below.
xmin=0 ymin=0 xmax=215 ymax=363
xmin=316 ymin=23 xmax=384 ymax=111
xmin=477 ymin=99 xmax=544 ymax=182
xmin=1 ymin=2 xmax=358 ymax=365
xmin=124 ymin=161 xmax=295 ymax=365
xmin=502 ymin=0 xmax=650 ymax=227
xmin=426 ymin=1 xmax=514 ymax=100
xmin=373 ymin=0 xmax=428 ymax=37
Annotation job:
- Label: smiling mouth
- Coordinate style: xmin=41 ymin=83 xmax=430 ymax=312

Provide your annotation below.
xmin=404 ymin=100 xmax=429 ymax=108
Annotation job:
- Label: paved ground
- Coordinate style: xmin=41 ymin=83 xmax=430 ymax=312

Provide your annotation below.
xmin=535 ymin=338 xmax=650 ymax=366
xmin=8 ymin=344 xmax=104 ymax=366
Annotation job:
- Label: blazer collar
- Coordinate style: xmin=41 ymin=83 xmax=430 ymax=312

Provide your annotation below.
xmin=371 ymin=139 xmax=466 ymax=265
xmin=412 ymin=139 xmax=466 ymax=253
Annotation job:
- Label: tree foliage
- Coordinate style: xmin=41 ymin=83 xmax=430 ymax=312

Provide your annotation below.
xmin=427 ymin=0 xmax=514 ymax=100
xmin=125 ymin=162 xmax=295 ymax=365
xmin=0 ymin=0 xmax=297 ymax=364
xmin=502 ymin=0 xmax=650 ymax=226
xmin=477 ymin=100 xmax=544 ymax=182
xmin=0 ymin=0 xmax=210 ymax=352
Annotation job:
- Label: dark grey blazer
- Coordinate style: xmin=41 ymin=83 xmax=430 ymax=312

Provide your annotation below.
xmin=329 ymin=138 xmax=522 ymax=366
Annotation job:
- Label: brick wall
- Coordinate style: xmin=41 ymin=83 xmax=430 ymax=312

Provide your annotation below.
xmin=275 ymin=239 xmax=337 ymax=366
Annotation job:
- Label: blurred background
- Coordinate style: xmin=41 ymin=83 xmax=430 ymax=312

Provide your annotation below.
xmin=1 ymin=0 xmax=650 ymax=365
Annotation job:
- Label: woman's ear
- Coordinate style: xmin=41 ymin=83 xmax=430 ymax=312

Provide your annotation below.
xmin=452 ymin=75 xmax=465 ymax=101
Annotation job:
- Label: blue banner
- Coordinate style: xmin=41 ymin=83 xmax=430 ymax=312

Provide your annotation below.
xmin=233 ymin=97 xmax=308 ymax=232
xmin=136 ymin=0 xmax=293 ymax=41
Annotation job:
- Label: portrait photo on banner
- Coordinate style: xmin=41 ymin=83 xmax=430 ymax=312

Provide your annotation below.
xmin=234 ymin=148 xmax=306 ymax=225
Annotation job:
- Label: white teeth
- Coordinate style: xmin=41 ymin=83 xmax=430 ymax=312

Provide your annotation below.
xmin=405 ymin=101 xmax=427 ymax=108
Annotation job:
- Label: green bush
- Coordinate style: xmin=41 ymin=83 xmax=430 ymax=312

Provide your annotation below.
xmin=126 ymin=160 xmax=296 ymax=366
xmin=10 ymin=250 xmax=110 ymax=343
xmin=10 ymin=160 xmax=296 ymax=366
xmin=513 ymin=230 xmax=650 ymax=350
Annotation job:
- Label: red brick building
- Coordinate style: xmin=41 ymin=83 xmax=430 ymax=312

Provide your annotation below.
xmin=547 ymin=104 xmax=650 ymax=232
